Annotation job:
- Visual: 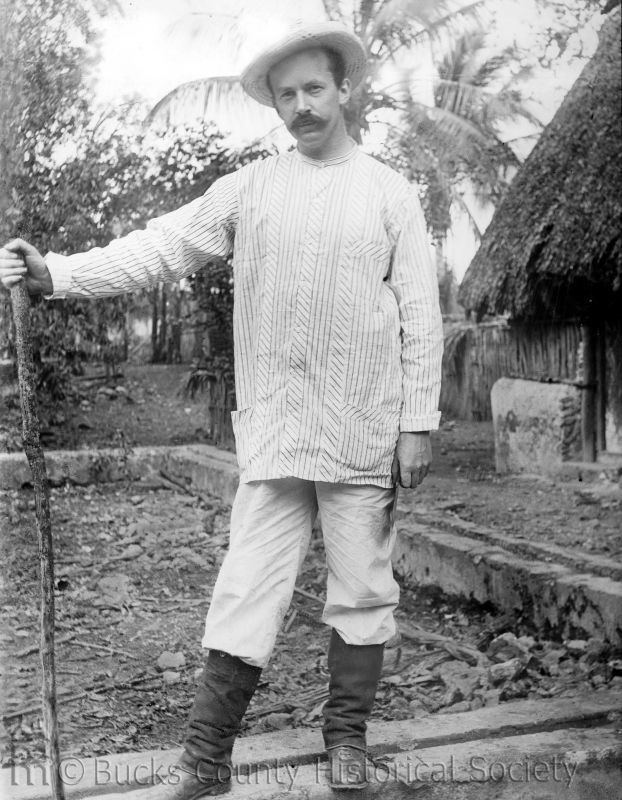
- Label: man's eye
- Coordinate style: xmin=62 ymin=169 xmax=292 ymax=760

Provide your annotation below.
xmin=309 ymin=85 xmax=322 ymax=93
xmin=280 ymin=91 xmax=294 ymax=100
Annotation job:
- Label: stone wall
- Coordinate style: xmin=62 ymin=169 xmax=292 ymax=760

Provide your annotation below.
xmin=491 ymin=378 xmax=582 ymax=474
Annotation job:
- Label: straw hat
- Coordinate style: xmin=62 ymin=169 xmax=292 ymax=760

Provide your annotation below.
xmin=240 ymin=21 xmax=367 ymax=107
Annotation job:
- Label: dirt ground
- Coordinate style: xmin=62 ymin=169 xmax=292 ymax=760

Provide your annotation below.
xmin=5 ymin=362 xmax=618 ymax=560
xmin=1 ymin=364 xmax=621 ymax=767
xmin=0 ymin=364 xmax=622 ymax=561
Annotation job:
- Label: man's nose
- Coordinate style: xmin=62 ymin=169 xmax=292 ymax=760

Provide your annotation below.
xmin=294 ymin=91 xmax=310 ymax=113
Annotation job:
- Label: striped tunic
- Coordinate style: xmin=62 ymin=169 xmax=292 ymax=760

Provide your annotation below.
xmin=46 ymin=146 xmax=443 ymax=487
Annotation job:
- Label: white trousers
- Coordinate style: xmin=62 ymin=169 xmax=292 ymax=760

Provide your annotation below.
xmin=202 ymin=478 xmax=400 ymax=668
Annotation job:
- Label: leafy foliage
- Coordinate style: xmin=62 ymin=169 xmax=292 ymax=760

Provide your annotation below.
xmin=0 ymin=0 xmax=271 ymax=395
xmin=0 ymin=0 xmax=114 ymax=386
xmin=532 ymin=0 xmax=619 ymax=67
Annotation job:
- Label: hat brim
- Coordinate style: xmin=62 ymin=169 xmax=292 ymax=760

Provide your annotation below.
xmin=241 ymin=23 xmax=367 ymax=107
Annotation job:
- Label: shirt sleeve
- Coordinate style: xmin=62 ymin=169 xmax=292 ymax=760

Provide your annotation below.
xmin=44 ymin=171 xmax=239 ymax=299
xmin=389 ymin=188 xmax=444 ymax=432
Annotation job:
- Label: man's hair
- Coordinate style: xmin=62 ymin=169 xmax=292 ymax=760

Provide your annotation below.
xmin=268 ymin=46 xmax=347 ymax=99
xmin=324 ymin=48 xmax=346 ymax=87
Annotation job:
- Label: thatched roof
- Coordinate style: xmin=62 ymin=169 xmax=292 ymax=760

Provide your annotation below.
xmin=459 ymin=9 xmax=621 ymax=322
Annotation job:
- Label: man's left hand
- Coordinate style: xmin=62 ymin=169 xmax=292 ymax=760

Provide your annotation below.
xmin=392 ymin=432 xmax=432 ymax=489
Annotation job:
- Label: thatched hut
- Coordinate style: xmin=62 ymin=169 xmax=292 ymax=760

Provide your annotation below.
xmin=458 ymin=8 xmax=622 ymax=464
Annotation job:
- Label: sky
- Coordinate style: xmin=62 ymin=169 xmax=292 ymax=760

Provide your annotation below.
xmin=94 ymin=0 xmax=326 ymax=106
xmin=90 ymin=0 xmax=603 ymax=280
xmin=94 ymin=0 xmax=600 ymax=114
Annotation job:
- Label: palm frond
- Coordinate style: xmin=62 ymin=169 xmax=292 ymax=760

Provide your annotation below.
xmin=420 ymin=103 xmax=499 ymax=150
xmin=371 ymin=0 xmax=486 ymax=53
xmin=433 ymin=79 xmax=543 ymax=130
xmin=436 ymin=29 xmax=486 ymax=83
xmin=450 ymin=191 xmax=484 ymax=238
xmin=145 ymin=76 xmax=281 ymax=140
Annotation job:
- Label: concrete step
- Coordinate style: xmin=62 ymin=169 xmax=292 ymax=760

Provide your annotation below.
xmin=76 ymin=726 xmax=622 ymax=799
xmin=4 ymin=689 xmax=619 ymax=799
xmin=0 ymin=444 xmax=240 ymax=504
xmin=392 ymin=517 xmax=622 ymax=647
xmin=398 ymin=505 xmax=622 ymax=580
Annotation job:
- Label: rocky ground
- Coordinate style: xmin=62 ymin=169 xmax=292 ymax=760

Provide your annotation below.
xmin=1 ymin=363 xmax=621 ymax=767
xmin=3 ymin=362 xmax=620 ymax=560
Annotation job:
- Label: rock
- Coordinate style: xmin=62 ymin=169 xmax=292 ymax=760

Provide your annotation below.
xmin=541 ymin=648 xmax=566 ymax=676
xmin=441 ymin=700 xmax=472 ymax=714
xmin=565 ymin=639 xmax=588 ymax=655
xmin=411 ymin=670 xmax=436 ymax=686
xmin=499 ymin=680 xmax=530 ymax=701
xmin=435 ymin=661 xmax=487 ymax=700
xmin=157 ymin=651 xmax=186 ymax=671
xmin=435 ymin=500 xmax=466 ymax=513
xmin=133 ymin=520 xmax=153 ymax=536
xmin=488 ymin=632 xmax=528 ymax=663
xmin=96 ymin=574 xmax=132 ymax=605
xmin=609 ymin=659 xmax=622 ymax=676
xmin=469 ymin=695 xmax=484 ymax=711
xmin=408 ymin=699 xmax=429 ymax=716
xmin=483 ymin=689 xmax=501 ymax=706
xmin=262 ymin=713 xmax=293 ymax=731
xmin=584 ymin=639 xmax=611 ymax=664
xmin=441 ymin=686 xmax=464 ymax=707
xmin=194 ymin=667 xmax=204 ymax=682
xmin=489 ymin=657 xmax=524 ymax=685
xmin=119 ymin=544 xmax=143 ymax=560
xmin=162 ymin=671 xmax=181 ymax=685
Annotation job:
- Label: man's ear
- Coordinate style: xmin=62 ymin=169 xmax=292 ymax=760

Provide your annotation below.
xmin=338 ymin=78 xmax=351 ymax=106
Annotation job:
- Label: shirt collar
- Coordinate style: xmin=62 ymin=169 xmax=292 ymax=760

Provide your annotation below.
xmin=294 ymin=140 xmax=358 ymax=168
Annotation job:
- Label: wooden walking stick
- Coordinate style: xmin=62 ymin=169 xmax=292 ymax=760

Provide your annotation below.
xmin=10 ymin=281 xmax=66 ymax=800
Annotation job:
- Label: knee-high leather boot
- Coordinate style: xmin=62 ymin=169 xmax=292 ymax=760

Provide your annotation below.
xmin=169 ymin=649 xmax=261 ymax=798
xmin=322 ymin=629 xmax=384 ymax=790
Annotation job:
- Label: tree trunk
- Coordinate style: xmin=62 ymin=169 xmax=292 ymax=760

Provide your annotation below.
xmin=150 ymin=286 xmax=159 ymax=362
xmin=158 ymin=283 xmax=167 ymax=363
xmin=581 ymin=324 xmax=597 ymax=462
xmin=10 ymin=282 xmax=65 ymax=800
xmin=169 ymin=282 xmax=182 ymax=364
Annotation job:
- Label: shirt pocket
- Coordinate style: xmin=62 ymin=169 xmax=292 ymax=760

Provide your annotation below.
xmin=337 ymin=403 xmax=400 ymax=475
xmin=230 ymin=406 xmax=253 ymax=470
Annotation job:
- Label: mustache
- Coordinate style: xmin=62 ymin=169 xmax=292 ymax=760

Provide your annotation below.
xmin=292 ymin=113 xmax=324 ymax=129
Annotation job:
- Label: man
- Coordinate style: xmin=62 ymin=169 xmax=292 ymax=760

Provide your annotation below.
xmin=0 ymin=21 xmax=443 ymax=797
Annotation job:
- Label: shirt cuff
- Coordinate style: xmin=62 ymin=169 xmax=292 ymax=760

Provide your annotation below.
xmin=400 ymin=412 xmax=441 ymax=432
xmin=43 ymin=252 xmax=74 ymax=299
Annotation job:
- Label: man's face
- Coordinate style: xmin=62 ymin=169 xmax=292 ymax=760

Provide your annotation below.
xmin=269 ymin=48 xmax=351 ymax=159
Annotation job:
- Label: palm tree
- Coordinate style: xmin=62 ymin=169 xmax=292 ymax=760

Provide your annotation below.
xmin=146 ymin=0 xmax=489 ymax=143
xmin=381 ymin=30 xmax=542 ymax=241
xmin=145 ymin=0 xmax=540 ymax=246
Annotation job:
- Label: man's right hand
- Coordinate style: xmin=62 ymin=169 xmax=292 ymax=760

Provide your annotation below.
xmin=0 ymin=239 xmax=53 ymax=295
